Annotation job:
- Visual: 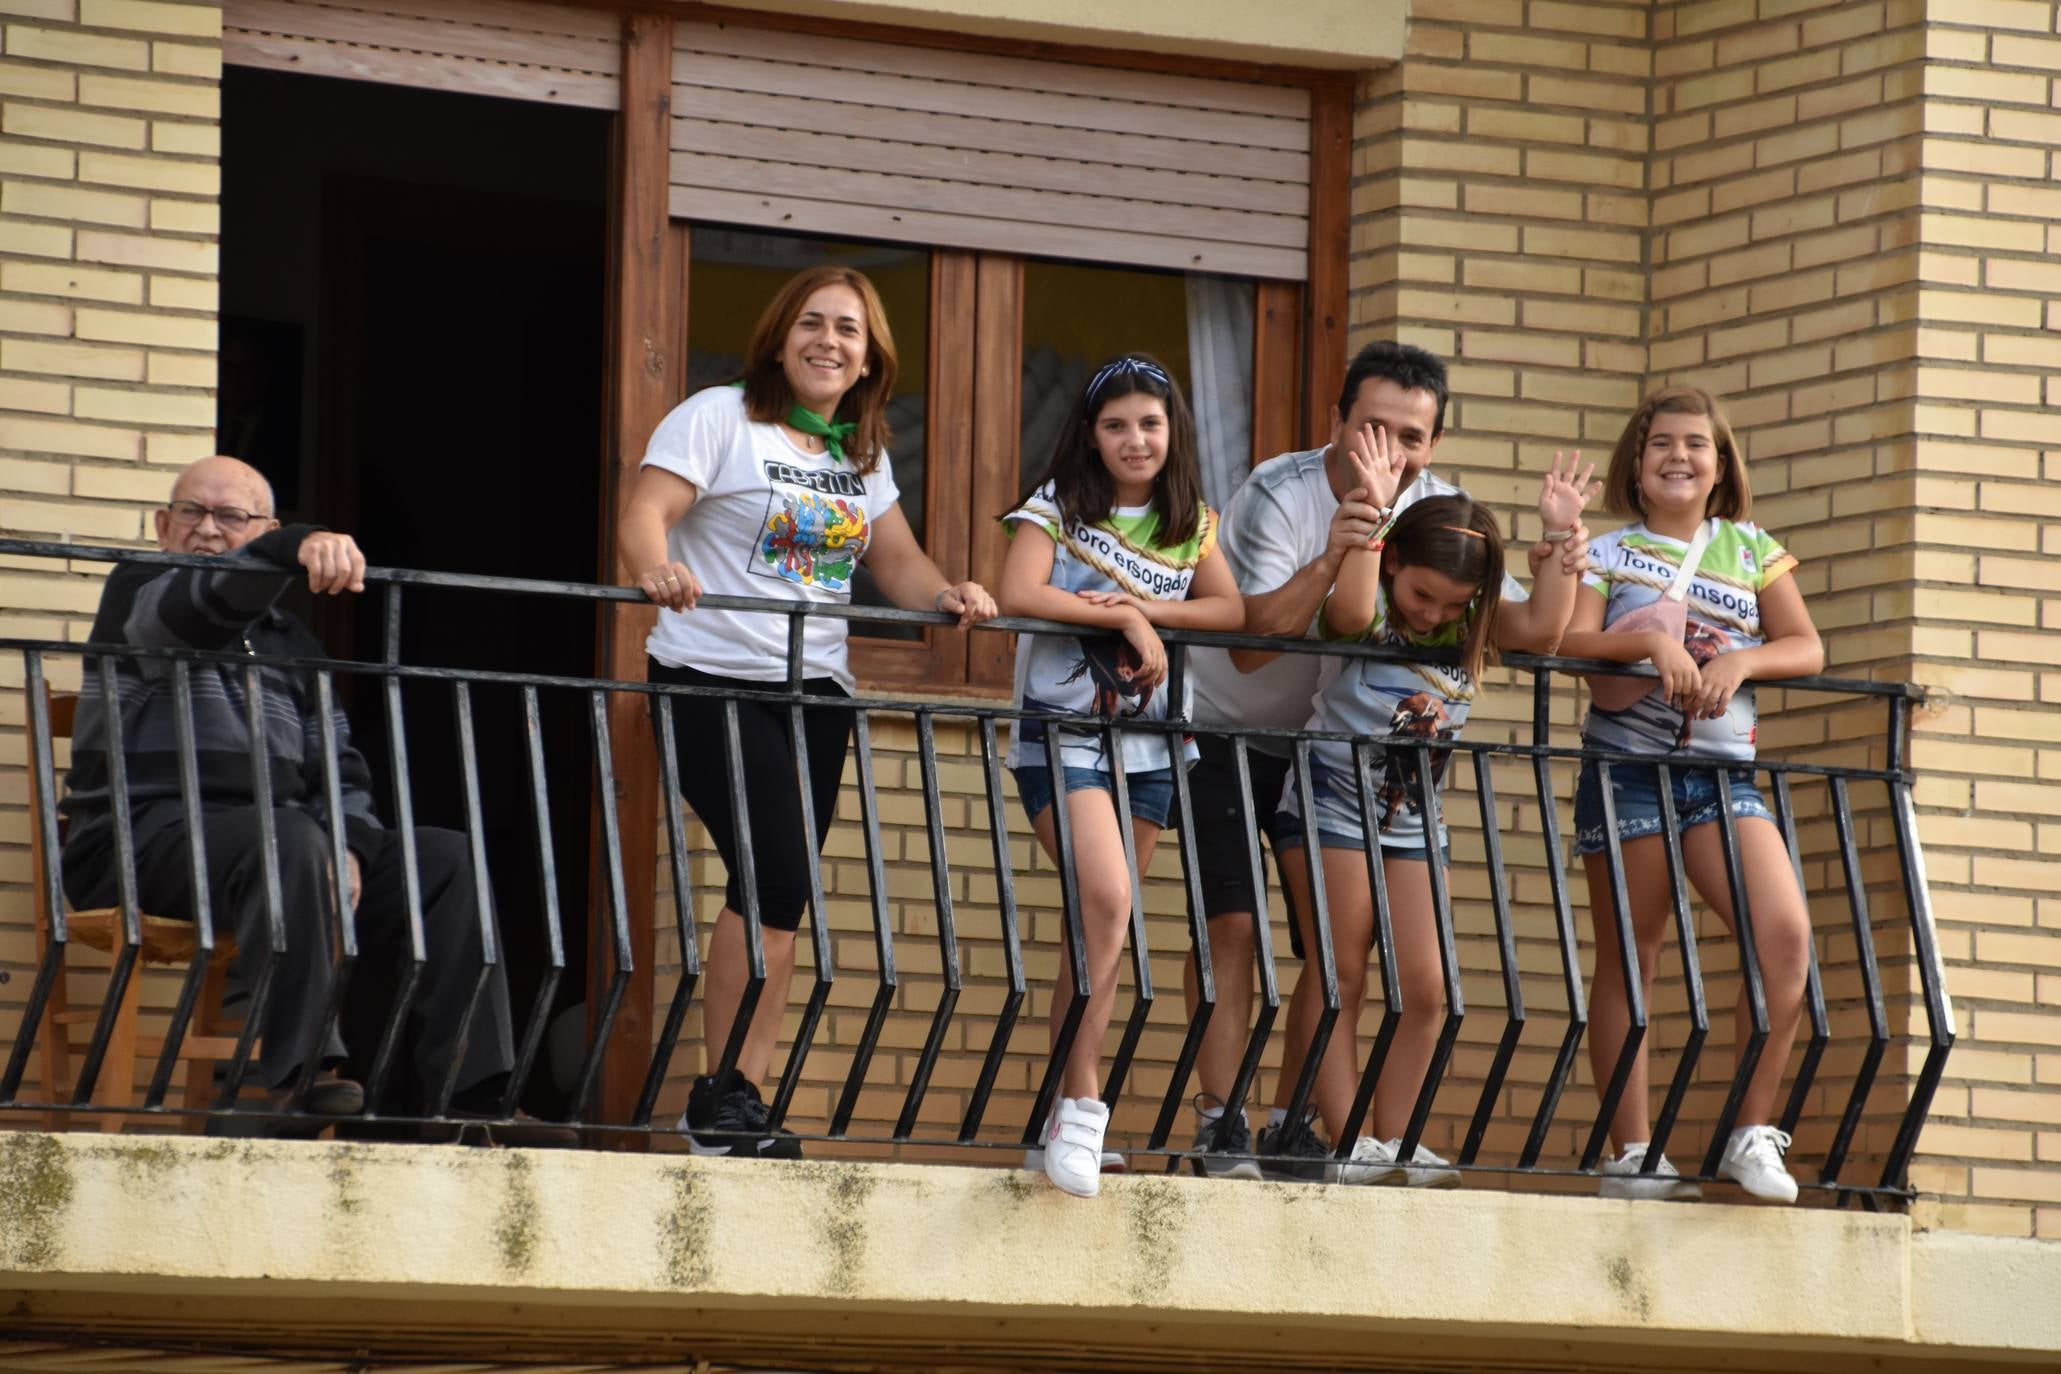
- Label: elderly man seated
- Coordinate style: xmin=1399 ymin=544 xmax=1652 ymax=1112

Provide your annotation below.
xmin=59 ymin=455 xmax=565 ymax=1143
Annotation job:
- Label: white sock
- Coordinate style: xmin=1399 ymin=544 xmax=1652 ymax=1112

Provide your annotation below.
xmin=1267 ymin=1106 xmax=1288 ymax=1128
xmin=1195 ymin=1100 xmax=1225 ymax=1123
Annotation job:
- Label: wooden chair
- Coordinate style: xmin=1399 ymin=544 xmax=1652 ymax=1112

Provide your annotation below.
xmin=29 ymin=690 xmax=246 ymax=1133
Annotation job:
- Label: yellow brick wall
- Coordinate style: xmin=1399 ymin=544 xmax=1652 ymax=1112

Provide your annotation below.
xmin=1897 ymin=0 xmax=2061 ymax=1238
xmin=0 ymin=0 xmax=220 ymax=1085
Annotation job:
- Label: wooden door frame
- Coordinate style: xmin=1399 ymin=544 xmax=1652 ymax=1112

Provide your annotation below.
xmin=589 ymin=8 xmax=1355 ymax=1126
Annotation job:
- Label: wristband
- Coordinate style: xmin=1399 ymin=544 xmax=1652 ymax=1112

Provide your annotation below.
xmin=934 ymin=587 xmax=956 ymax=611
xmin=1540 ymin=527 xmax=1576 ymax=543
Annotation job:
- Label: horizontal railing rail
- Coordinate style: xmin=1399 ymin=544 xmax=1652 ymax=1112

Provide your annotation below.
xmin=0 ymin=538 xmax=1952 ymax=1204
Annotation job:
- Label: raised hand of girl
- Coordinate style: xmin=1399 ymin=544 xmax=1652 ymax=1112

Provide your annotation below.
xmin=1538 ymin=450 xmax=1601 ymax=534
xmin=1345 ymin=421 xmax=1409 ymax=518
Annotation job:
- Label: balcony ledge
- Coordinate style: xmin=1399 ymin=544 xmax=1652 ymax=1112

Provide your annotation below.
xmin=1 ymin=1131 xmax=2056 ymax=1372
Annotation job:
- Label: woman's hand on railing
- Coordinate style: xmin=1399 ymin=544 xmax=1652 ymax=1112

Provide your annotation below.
xmin=935 ymin=580 xmax=998 ymax=628
xmin=1650 ymin=634 xmax=1703 ymax=708
xmin=1118 ymin=606 xmax=1168 ymax=689
xmin=636 ymin=560 xmax=702 ymax=612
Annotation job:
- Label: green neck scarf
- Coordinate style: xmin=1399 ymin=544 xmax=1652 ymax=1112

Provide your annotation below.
xmin=731 ymin=381 xmax=854 ymax=464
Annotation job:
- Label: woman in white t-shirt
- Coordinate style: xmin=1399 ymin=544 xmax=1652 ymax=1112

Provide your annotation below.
xmin=618 ymin=265 xmax=995 ymax=1160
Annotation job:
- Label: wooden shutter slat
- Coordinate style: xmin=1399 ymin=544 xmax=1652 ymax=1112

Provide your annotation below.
xmin=670 ymin=151 xmax=1305 ymax=251
xmin=668 ymin=185 xmax=1306 ymax=280
xmin=673 ymin=50 xmax=1306 ymax=152
xmin=666 ymin=83 xmax=1308 ymax=185
xmin=672 ymin=117 xmax=1306 ymax=217
xmin=222 ymin=25 xmax=618 ymax=107
xmin=223 ymin=0 xmax=620 ymax=108
xmin=679 ymin=19 xmax=1310 ymax=120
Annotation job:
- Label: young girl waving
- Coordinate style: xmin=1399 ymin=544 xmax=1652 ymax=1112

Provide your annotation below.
xmin=1271 ymin=459 xmax=1596 ymax=1187
xmin=998 ymin=353 xmax=1244 ymax=1198
xmin=1561 ymin=386 xmax=1822 ymax=1203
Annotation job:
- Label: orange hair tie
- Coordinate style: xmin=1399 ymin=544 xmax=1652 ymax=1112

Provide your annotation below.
xmin=1441 ymin=524 xmax=1487 ymax=539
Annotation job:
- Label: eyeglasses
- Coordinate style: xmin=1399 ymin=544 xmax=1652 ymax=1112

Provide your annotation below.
xmin=166 ymin=499 xmax=269 ymax=532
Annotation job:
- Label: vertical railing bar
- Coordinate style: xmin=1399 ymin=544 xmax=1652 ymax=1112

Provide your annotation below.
xmin=1395 ymin=742 xmax=1463 ymax=1161
xmin=214 ymin=662 xmax=288 ymax=1107
xmin=427 ymin=680 xmax=497 ymax=1119
xmin=568 ymin=688 xmax=634 ymax=1120
xmin=1698 ymin=768 xmax=1770 ymax=1179
xmin=1581 ymin=758 xmax=1645 ymax=1171
xmin=511 ymin=684 xmax=568 ymax=1120
xmin=1519 ymin=694 xmax=1587 ymax=1168
xmin=895 ymin=710 xmax=963 ymax=1138
xmin=1460 ymin=751 xmax=1524 ymax=1167
xmin=1773 ymin=769 xmax=1829 ymax=1138
xmin=286 ymin=670 xmax=359 ymax=1110
xmin=145 ymin=661 xmax=216 ymax=1107
xmin=829 ymin=711 xmax=896 ymax=1137
xmin=1275 ymin=738 xmax=1339 ymax=1141
xmin=1149 ymin=722 xmax=1214 ymax=1154
xmin=959 ymin=715 xmax=1025 ymax=1142
xmin=1879 ymin=757 xmax=1956 ymax=1192
xmin=1212 ymin=735 xmax=1279 ymax=1153
xmin=1821 ymin=775 xmax=1887 ymax=1186
xmin=1 ymin=652 xmax=68 ymax=1101
xmin=1098 ymin=721 xmax=1153 ymax=1110
xmin=1026 ymin=722 xmax=1091 ymax=1146
xmin=767 ymin=698 xmax=837 ymax=1132
xmin=361 ymin=647 xmax=427 ymax=1113
xmin=1335 ymin=739 xmax=1401 ymax=1155
xmin=1642 ymin=763 xmax=1706 ymax=1175
xmin=72 ymin=657 xmax=146 ymax=1108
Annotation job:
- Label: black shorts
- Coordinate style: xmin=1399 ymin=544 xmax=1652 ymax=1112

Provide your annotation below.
xmin=649 ymin=659 xmax=852 ymax=933
xmin=1184 ymin=732 xmax=1305 ymax=961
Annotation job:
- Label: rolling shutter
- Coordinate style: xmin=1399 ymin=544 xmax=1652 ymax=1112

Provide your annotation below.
xmin=223 ymin=0 xmax=621 ymax=110
xmin=671 ymin=22 xmax=1312 ymax=280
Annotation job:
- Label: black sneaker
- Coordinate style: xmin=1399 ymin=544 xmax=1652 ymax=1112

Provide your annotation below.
xmin=1191 ymin=1097 xmax=1264 ymax=1181
xmin=1256 ymin=1109 xmax=1335 ymax=1183
xmin=678 ymin=1073 xmax=803 ymax=1160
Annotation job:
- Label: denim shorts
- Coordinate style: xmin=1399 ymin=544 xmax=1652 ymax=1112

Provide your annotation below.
xmin=1012 ymin=765 xmax=1176 ymax=830
xmin=1270 ymin=802 xmax=1450 ymax=866
xmin=1573 ymin=760 xmax=1774 ymax=856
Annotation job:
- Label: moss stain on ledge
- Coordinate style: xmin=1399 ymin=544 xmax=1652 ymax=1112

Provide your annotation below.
xmin=0 ymin=1134 xmax=75 ymax=1269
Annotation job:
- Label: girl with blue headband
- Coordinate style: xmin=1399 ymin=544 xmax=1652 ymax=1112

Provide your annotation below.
xmin=997 ymin=352 xmax=1244 ymax=1197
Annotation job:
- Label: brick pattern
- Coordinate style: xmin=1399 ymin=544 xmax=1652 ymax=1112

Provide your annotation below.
xmin=0 ymin=0 xmax=220 ymax=1081
xmin=1897 ymin=0 xmax=2061 ymax=1239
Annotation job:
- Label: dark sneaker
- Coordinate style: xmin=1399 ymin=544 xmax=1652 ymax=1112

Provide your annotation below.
xmin=678 ymin=1073 xmax=803 ymax=1160
xmin=1191 ymin=1099 xmax=1264 ymax=1181
xmin=1256 ymin=1109 xmax=1335 ymax=1183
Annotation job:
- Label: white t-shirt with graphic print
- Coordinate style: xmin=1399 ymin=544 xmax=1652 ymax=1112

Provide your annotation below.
xmin=1580 ymin=518 xmax=1798 ymax=762
xmin=641 ymin=385 xmax=900 ymax=693
xmin=1002 ymin=481 xmax=1218 ymax=775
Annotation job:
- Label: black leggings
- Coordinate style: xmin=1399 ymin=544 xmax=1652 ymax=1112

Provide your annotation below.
xmin=649 ymin=659 xmax=852 ymax=932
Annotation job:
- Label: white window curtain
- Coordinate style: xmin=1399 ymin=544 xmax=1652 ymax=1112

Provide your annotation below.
xmin=1185 ymin=273 xmax=1255 ymax=512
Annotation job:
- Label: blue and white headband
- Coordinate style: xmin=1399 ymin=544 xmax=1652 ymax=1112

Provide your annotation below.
xmin=1084 ymin=355 xmax=1172 ymax=409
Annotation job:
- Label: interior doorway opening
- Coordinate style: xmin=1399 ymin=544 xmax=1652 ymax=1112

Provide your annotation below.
xmin=219 ymin=66 xmax=611 ymax=1116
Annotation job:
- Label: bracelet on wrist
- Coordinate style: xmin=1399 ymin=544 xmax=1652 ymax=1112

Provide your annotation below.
xmin=933 ymin=587 xmax=955 ymax=611
xmin=1541 ymin=526 xmax=1576 ymax=543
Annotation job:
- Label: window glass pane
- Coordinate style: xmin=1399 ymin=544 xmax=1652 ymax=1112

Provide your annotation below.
xmin=686 ymin=226 xmax=929 ymax=640
xmin=1018 ymin=261 xmax=1254 ymax=513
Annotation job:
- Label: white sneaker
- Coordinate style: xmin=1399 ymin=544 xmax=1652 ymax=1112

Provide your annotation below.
xmin=1338 ymin=1136 xmax=1404 ymax=1186
xmin=1598 ymin=1143 xmax=1703 ymax=1201
xmin=1041 ymin=1097 xmax=1111 ymax=1198
xmin=1719 ymin=1125 xmax=1799 ymax=1203
xmin=1391 ymin=1140 xmax=1462 ymax=1189
xmin=1023 ymin=1143 xmax=1126 ymax=1173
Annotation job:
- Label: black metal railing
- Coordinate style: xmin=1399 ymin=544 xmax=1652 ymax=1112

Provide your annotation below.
xmin=0 ymin=537 xmax=1953 ymax=1202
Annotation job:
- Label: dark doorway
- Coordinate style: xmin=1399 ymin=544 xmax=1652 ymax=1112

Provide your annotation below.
xmin=219 ymin=68 xmax=611 ymax=1116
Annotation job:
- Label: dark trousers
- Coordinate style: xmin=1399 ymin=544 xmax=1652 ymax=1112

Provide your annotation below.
xmin=63 ymin=803 xmax=515 ymax=1103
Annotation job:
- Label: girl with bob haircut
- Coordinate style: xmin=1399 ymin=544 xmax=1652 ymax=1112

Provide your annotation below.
xmin=1561 ymin=385 xmax=1823 ymax=1204
xmin=998 ymin=353 xmax=1243 ymax=1198
xmin=619 ymin=264 xmax=996 ymax=1162
xmin=1270 ymin=455 xmax=1594 ymax=1188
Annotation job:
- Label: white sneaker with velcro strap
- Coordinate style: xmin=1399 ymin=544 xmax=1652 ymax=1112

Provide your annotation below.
xmin=1041 ymin=1096 xmax=1111 ymax=1198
